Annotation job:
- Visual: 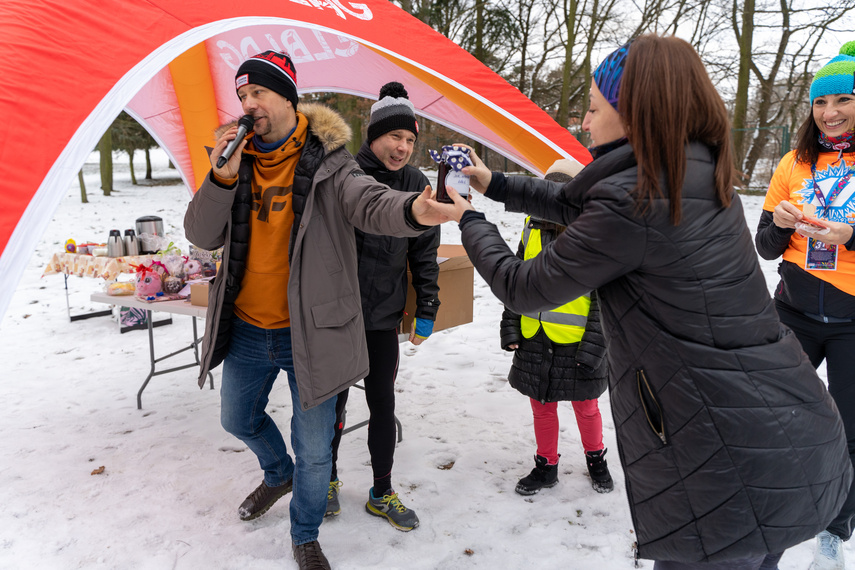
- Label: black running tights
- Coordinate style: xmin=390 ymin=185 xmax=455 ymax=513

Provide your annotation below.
xmin=330 ymin=329 xmax=400 ymax=495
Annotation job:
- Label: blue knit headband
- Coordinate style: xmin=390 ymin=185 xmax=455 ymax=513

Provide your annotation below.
xmin=593 ymin=41 xmax=633 ymax=109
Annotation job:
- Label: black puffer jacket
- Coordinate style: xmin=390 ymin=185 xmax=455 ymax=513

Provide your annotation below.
xmin=460 ymin=142 xmax=852 ymax=563
xmin=500 ymin=220 xmax=607 ymax=403
xmin=354 ymin=143 xmax=440 ymax=331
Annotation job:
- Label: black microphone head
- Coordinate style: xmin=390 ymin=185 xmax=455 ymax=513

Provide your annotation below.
xmin=238 ymin=114 xmax=255 ymax=130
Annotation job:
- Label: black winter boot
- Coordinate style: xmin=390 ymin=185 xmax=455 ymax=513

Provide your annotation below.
xmin=585 ymin=448 xmax=614 ymax=493
xmin=515 ymin=455 xmax=559 ymax=496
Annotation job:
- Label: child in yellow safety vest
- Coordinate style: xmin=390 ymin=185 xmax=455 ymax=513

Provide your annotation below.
xmin=499 ymin=161 xmax=613 ymax=495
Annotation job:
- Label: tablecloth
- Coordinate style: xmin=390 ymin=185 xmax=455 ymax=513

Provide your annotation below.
xmin=42 ymin=253 xmax=155 ymax=280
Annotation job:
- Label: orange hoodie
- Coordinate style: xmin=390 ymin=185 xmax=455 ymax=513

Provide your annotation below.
xmin=230 ymin=113 xmax=309 ymax=329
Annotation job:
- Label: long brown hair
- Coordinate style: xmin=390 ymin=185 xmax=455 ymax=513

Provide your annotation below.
xmin=618 ymin=34 xmax=736 ymax=225
xmin=794 ymin=111 xmax=822 ymax=165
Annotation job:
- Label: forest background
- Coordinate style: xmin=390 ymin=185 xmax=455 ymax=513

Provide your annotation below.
xmin=91 ymin=0 xmax=855 ymax=197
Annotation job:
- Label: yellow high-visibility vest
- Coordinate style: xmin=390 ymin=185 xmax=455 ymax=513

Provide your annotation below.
xmin=519 ymin=217 xmax=590 ymax=344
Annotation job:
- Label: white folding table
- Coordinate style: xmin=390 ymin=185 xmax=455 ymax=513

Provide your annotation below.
xmin=90 ymin=292 xmax=214 ymax=409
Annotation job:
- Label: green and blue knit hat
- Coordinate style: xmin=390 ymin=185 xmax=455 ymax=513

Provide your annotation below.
xmin=810 ymin=41 xmax=855 ymax=102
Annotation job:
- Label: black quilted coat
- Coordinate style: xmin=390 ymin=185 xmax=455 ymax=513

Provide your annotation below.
xmin=460 ymin=142 xmax=852 ymax=563
xmin=500 ymin=220 xmax=608 ymax=403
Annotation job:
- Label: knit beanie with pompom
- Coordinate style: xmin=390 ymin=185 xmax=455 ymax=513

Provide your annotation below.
xmin=367 ymin=82 xmax=419 ymax=143
xmin=810 ymin=41 xmax=855 ymax=102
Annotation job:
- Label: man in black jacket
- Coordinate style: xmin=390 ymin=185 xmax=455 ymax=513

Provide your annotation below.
xmin=325 ymin=82 xmax=440 ymax=531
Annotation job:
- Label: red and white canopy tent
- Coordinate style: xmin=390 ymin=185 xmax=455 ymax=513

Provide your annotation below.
xmin=0 ymin=0 xmax=591 ymax=323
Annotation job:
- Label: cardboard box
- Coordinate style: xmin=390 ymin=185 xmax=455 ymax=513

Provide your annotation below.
xmin=402 ymin=244 xmax=474 ymax=333
xmin=190 ymin=282 xmax=209 ymax=307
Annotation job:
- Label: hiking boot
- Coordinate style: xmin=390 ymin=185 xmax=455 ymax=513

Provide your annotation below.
xmin=585 ymin=448 xmax=614 ymax=494
xmin=292 ymin=540 xmax=331 ymax=570
xmin=325 ymin=479 xmax=342 ymax=517
xmin=365 ymin=488 xmax=419 ymax=531
xmin=515 ymin=454 xmax=558 ymax=496
xmin=238 ymin=479 xmax=292 ymax=521
xmin=810 ymin=531 xmax=844 ymax=570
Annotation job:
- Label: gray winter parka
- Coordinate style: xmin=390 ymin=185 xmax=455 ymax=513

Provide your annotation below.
xmin=185 ymin=103 xmax=426 ymax=410
xmin=459 ymin=142 xmax=852 ymax=563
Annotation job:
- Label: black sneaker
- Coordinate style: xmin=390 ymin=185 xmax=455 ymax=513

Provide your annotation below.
xmin=515 ymin=455 xmax=559 ymax=496
xmin=585 ymin=449 xmax=614 ymax=493
xmin=238 ymin=479 xmax=292 ymax=521
xmin=292 ymin=540 xmax=331 ymax=570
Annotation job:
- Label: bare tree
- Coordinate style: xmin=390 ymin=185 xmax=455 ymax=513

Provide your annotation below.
xmin=730 ymin=0 xmax=855 ymax=185
xmin=98 ymin=130 xmax=112 ymax=196
xmin=78 ymin=170 xmax=87 ymax=204
xmin=555 ymin=0 xmax=582 ymax=127
xmin=396 ymin=0 xmax=853 ymax=188
xmin=731 ymin=0 xmax=756 ymax=170
xmin=111 ymin=112 xmax=157 ymax=185
xmin=546 ymin=0 xmax=624 ymax=143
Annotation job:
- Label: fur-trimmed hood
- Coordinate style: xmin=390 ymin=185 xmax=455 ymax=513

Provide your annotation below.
xmin=214 ymin=102 xmax=351 ymax=153
xmin=299 ymin=103 xmax=351 ymax=152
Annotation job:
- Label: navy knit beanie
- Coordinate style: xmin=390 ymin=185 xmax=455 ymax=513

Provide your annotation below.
xmin=235 ymin=51 xmax=299 ymax=109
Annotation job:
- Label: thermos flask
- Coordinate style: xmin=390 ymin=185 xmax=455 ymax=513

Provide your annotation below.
xmin=107 ymin=229 xmax=125 ymax=257
xmin=123 ymin=229 xmax=140 ymax=256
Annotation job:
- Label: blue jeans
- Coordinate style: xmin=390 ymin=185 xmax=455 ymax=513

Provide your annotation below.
xmin=221 ymin=318 xmax=336 ymax=545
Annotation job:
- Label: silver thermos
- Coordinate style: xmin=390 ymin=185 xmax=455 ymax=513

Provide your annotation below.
xmin=107 ymin=229 xmax=125 ymax=257
xmin=123 ymin=229 xmax=140 ymax=256
xmin=135 ymin=215 xmax=165 ymax=254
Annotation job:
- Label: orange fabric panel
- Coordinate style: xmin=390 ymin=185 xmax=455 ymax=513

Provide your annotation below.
xmin=370 ymin=48 xmax=586 ymax=174
xmin=168 ymin=43 xmax=221 ymax=191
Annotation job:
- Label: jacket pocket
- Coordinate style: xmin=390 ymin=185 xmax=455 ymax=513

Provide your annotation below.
xmin=637 ymin=369 xmax=667 ymax=445
xmin=308 ymin=295 xmax=362 ymax=395
xmin=311 ymin=295 xmax=360 ymax=328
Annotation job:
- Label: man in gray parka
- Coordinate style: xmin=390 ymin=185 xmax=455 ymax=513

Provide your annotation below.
xmin=184 ymin=51 xmax=445 ymax=570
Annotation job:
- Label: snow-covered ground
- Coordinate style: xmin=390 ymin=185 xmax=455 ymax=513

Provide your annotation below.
xmin=0 ymin=150 xmax=837 ymax=569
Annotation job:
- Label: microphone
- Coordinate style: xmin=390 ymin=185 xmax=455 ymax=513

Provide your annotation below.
xmin=216 ymin=115 xmax=255 ymax=168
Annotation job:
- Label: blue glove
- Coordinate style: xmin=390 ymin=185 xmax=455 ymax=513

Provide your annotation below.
xmin=414 ymin=317 xmax=434 ymax=339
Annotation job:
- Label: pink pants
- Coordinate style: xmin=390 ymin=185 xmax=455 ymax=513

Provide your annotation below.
xmin=530 ymin=398 xmax=604 ymax=465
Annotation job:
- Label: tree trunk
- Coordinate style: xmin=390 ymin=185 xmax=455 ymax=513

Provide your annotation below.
xmin=99 ymin=130 xmax=113 ymax=196
xmin=743 ymin=127 xmax=774 ymax=186
xmin=578 ymin=1 xmax=601 ymax=148
xmin=79 ymin=170 xmax=88 ymax=204
xmin=517 ymin=4 xmax=529 ymax=95
xmin=731 ymin=0 xmax=755 ymax=172
xmin=556 ymin=0 xmax=578 ymax=128
xmin=129 ymin=150 xmax=137 ymax=185
xmin=475 ymin=0 xmax=484 ymax=62
xmin=348 ymin=115 xmax=363 ymax=156
xmin=473 ymin=0 xmax=486 ymax=161
xmin=742 ymin=75 xmax=779 ymax=185
xmin=145 ymin=148 xmax=152 ymax=179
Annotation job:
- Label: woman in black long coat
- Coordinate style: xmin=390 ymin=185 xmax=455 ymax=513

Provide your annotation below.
xmin=429 ymin=34 xmax=852 ymax=569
